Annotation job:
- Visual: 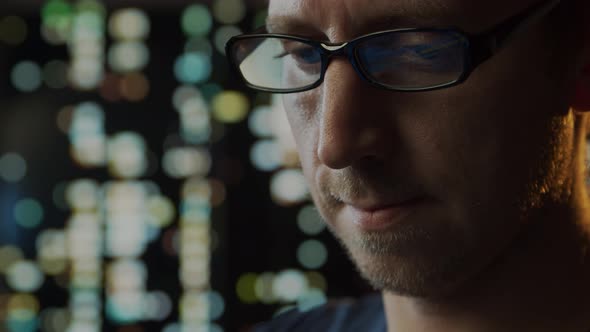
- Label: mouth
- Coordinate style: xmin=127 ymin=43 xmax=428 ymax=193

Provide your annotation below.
xmin=342 ymin=196 xmax=428 ymax=231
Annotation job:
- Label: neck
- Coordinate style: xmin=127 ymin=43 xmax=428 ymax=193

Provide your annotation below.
xmin=383 ymin=133 xmax=590 ymax=332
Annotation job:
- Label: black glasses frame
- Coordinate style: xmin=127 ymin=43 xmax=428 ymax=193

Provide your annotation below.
xmin=226 ymin=0 xmax=560 ymax=93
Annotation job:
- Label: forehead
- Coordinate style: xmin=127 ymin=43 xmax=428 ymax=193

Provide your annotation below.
xmin=267 ymin=0 xmax=531 ymax=38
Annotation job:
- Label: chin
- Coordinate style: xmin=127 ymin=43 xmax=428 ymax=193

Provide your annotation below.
xmin=336 ymin=224 xmax=487 ymax=299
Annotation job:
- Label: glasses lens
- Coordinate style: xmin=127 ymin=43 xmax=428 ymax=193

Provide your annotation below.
xmin=356 ymin=30 xmax=468 ymax=90
xmin=230 ymin=36 xmax=322 ymax=91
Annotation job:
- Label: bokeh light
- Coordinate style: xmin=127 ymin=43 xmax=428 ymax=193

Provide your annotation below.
xmin=248 ymin=106 xmax=274 ymax=138
xmin=236 ymin=273 xmax=258 ymax=304
xmin=272 ymin=269 xmax=308 ymax=303
xmin=147 ymin=196 xmax=176 ymax=228
xmin=185 ymin=37 xmax=213 ymax=56
xmin=211 ymin=90 xmax=249 ymax=123
xmin=120 ymin=72 xmax=150 ymax=101
xmin=43 ymin=60 xmax=69 ymax=89
xmin=296 ymin=205 xmax=326 ymax=235
xmin=305 ymin=271 xmax=327 ymax=292
xmin=162 ymin=147 xmax=211 ymax=179
xmin=41 ymin=0 xmax=73 ymax=45
xmin=6 ymin=293 xmax=39 ymax=332
xmin=108 ymin=8 xmax=150 ymax=40
xmin=212 ymin=0 xmax=247 ymax=25
xmin=181 ymin=4 xmax=213 ymax=37
xmin=213 ymin=25 xmax=241 ymax=54
xmin=250 ymin=140 xmax=282 ymax=172
xmin=172 ymin=85 xmax=202 ymax=110
xmin=0 ymin=16 xmax=28 ymax=45
xmin=208 ymin=291 xmax=225 ymax=320
xmin=0 ymin=153 xmax=27 ymax=183
xmin=69 ymin=102 xmax=106 ymax=167
xmin=14 ymin=198 xmax=44 ymax=229
xmin=108 ymin=41 xmax=150 ymax=73
xmin=107 ymin=132 xmax=148 ymax=179
xmin=39 ymin=308 xmax=70 ymax=332
xmin=174 ymin=52 xmax=212 ymax=84
xmin=36 ymin=229 xmax=68 ymax=275
xmin=68 ymin=58 xmax=104 ymax=90
xmin=296 ymin=240 xmax=328 ymax=269
xmin=6 ymin=260 xmax=45 ymax=292
xmin=142 ymin=291 xmax=173 ymax=321
xmin=11 ymin=61 xmax=43 ymax=92
xmin=65 ymin=179 xmax=100 ymax=211
xmin=0 ymin=246 xmax=24 ymax=273
xmin=270 ymin=169 xmax=309 ymax=205
xmin=254 ymin=272 xmax=276 ymax=304
xmin=297 ymin=288 xmax=327 ymax=312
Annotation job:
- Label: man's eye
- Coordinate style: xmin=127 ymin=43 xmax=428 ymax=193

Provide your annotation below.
xmin=275 ymin=47 xmax=320 ymax=64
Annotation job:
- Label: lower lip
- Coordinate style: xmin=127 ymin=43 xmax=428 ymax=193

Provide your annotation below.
xmin=346 ymin=198 xmax=425 ymax=231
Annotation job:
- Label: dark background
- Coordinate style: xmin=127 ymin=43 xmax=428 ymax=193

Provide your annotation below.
xmin=0 ymin=1 xmax=375 ymax=331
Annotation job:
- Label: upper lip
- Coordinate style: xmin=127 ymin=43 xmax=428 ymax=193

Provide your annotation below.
xmin=342 ymin=196 xmax=424 ymax=212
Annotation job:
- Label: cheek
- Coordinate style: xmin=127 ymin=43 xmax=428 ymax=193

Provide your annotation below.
xmin=282 ymin=92 xmax=321 ymax=179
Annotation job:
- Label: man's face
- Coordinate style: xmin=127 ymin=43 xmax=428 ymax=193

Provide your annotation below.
xmin=268 ymin=0 xmax=579 ymax=297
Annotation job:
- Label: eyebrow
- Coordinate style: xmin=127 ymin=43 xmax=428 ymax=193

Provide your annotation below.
xmin=265 ymin=8 xmax=454 ymax=37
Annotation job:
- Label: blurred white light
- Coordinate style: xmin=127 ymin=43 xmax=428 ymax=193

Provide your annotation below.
xmin=179 ymin=96 xmax=211 ymax=144
xmin=248 ymin=106 xmax=274 ymax=138
xmin=105 ymin=214 xmax=147 ymax=257
xmin=107 ymin=132 xmax=148 ymax=179
xmin=68 ymin=57 xmax=104 ymax=90
xmin=162 ymin=147 xmax=211 ymax=179
xmin=71 ymin=134 xmax=107 ymax=167
xmin=173 ymin=85 xmax=202 ymax=111
xmin=106 ymin=291 xmax=144 ymax=323
xmin=107 ymin=259 xmax=146 ymax=291
xmin=254 ymin=272 xmax=276 ymax=304
xmin=180 ymin=291 xmax=209 ymax=322
xmin=104 ymin=181 xmax=147 ymax=212
xmin=67 ymin=212 xmax=102 ymax=259
xmin=70 ymin=102 xmax=104 ymax=135
xmin=143 ymin=291 xmax=172 ymax=321
xmin=108 ymin=8 xmax=150 ymax=40
xmin=65 ymin=179 xmax=100 ymax=211
xmin=6 ymin=260 xmax=45 ymax=292
xmin=70 ymin=39 xmax=103 ymax=57
xmin=272 ymin=269 xmax=308 ymax=303
xmin=250 ymin=140 xmax=282 ymax=172
xmin=147 ymin=195 xmax=176 ymax=228
xmin=108 ymin=41 xmax=149 ymax=73
xmin=270 ymin=169 xmax=309 ymax=205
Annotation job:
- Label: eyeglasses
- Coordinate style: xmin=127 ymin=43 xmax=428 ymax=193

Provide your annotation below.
xmin=226 ymin=0 xmax=560 ymax=93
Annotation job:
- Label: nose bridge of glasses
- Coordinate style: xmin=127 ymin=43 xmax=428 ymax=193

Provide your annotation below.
xmin=320 ymin=42 xmax=350 ymax=58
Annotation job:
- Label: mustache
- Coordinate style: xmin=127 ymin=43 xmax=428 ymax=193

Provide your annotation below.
xmin=323 ymin=166 xmax=418 ymax=203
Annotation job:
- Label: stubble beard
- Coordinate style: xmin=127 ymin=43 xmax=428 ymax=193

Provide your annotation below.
xmin=320 ymin=116 xmax=575 ymax=299
xmin=329 ymin=220 xmax=476 ymax=299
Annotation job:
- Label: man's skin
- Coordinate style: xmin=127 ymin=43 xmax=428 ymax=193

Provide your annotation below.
xmin=266 ymin=0 xmax=590 ymax=331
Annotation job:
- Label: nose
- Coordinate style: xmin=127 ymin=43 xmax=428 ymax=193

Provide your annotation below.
xmin=316 ymin=59 xmax=393 ymax=169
